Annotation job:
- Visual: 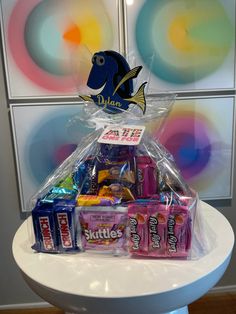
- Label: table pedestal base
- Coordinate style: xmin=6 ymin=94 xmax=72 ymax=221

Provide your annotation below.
xmin=13 ymin=203 xmax=234 ymax=314
xmin=165 ymin=306 xmax=188 ymax=314
xmin=65 ymin=306 xmax=188 ymax=314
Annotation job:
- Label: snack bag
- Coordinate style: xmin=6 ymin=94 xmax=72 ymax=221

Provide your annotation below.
xmin=78 ymin=206 xmax=128 ymax=255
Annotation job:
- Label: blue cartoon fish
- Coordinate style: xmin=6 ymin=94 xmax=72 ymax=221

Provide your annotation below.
xmin=79 ymin=50 xmax=147 ymax=114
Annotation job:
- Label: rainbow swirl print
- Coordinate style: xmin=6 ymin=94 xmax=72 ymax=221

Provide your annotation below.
xmin=25 ymin=106 xmax=95 ymax=185
xmin=136 ymin=0 xmax=234 ymax=84
xmin=147 ymin=98 xmax=234 ymax=199
xmin=7 ymin=0 xmax=114 ymax=92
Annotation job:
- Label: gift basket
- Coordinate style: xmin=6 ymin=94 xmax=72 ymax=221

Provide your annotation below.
xmin=28 ymin=50 xmax=211 ymax=259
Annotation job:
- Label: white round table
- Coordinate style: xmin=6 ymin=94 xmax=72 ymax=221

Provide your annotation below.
xmin=12 ymin=201 xmax=234 ymax=314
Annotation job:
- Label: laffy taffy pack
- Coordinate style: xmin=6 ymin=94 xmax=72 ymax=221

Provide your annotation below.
xmin=28 ymin=50 xmax=209 ymax=259
xmin=128 ymin=203 xmax=193 ymax=258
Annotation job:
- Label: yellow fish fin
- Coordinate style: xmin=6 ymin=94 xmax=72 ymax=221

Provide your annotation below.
xmin=79 ymin=95 xmax=93 ymax=102
xmin=112 ymin=66 xmax=142 ymax=96
xmin=125 ymin=82 xmax=147 ymax=114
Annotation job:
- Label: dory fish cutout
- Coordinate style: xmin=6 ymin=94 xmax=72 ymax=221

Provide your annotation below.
xmin=79 ymin=50 xmax=147 ymax=114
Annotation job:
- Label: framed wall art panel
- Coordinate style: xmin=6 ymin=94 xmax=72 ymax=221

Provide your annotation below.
xmin=10 ymin=102 xmax=95 ymax=212
xmin=1 ymin=0 xmax=121 ymax=99
xmin=125 ymin=0 xmax=236 ymax=94
xmin=147 ymin=96 xmax=235 ymax=200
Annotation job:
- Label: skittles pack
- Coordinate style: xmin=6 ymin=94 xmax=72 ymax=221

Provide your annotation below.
xmin=29 ymin=51 xmax=205 ymax=259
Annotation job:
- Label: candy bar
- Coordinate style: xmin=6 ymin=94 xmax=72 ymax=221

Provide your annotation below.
xmin=41 ymin=187 xmax=77 ymax=204
xmin=148 ymin=204 xmax=168 ymax=257
xmin=136 ymin=156 xmax=157 ymax=198
xmin=128 ymin=204 xmax=148 ymax=255
xmin=158 ymin=172 xmax=184 ymax=193
xmin=99 ymin=184 xmax=135 ymax=201
xmin=32 ymin=202 xmax=58 ymax=253
xmin=72 ymin=158 xmax=99 ymax=195
xmin=54 ymin=201 xmax=78 ymax=252
xmin=167 ymin=205 xmax=191 ymax=257
xmin=100 ymin=143 xmax=136 ymax=161
xmin=98 ymin=163 xmax=135 ymax=184
xmin=77 ymin=195 xmax=120 ymax=206
xmin=56 ymin=175 xmax=78 ymax=191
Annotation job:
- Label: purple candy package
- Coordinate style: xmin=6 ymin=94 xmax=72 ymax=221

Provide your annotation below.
xmin=78 ymin=207 xmax=128 ymax=255
xmin=77 ymin=195 xmax=120 ymax=206
xmin=99 ymin=143 xmax=136 ymax=161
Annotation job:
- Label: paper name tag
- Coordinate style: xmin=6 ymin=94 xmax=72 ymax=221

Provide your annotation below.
xmin=98 ymin=125 xmax=145 ymax=146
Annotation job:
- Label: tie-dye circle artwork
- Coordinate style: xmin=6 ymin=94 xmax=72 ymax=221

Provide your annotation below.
xmin=135 ymin=0 xmax=234 ymax=84
xmin=147 ymin=97 xmax=234 ymax=199
xmin=11 ymin=104 xmax=96 ymax=211
xmin=7 ymin=0 xmax=114 ymax=93
xmin=26 ymin=107 xmax=95 ymax=185
xmin=159 ymin=112 xmax=214 ymax=180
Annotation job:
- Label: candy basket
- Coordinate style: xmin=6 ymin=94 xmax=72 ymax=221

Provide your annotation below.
xmin=27 ymin=50 xmax=212 ymax=260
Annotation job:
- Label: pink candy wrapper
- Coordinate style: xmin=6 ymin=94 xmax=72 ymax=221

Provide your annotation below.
xmin=128 ymin=202 xmax=193 ymax=258
xmin=167 ymin=206 xmax=191 ymax=258
xmin=148 ymin=204 xmax=168 ymax=257
xmin=136 ymin=156 xmax=157 ymax=198
xmin=128 ymin=204 xmax=148 ymax=255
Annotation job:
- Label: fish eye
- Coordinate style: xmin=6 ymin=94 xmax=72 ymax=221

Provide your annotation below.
xmin=96 ymin=56 xmax=105 ymax=66
xmin=92 ymin=55 xmax=97 ymax=64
